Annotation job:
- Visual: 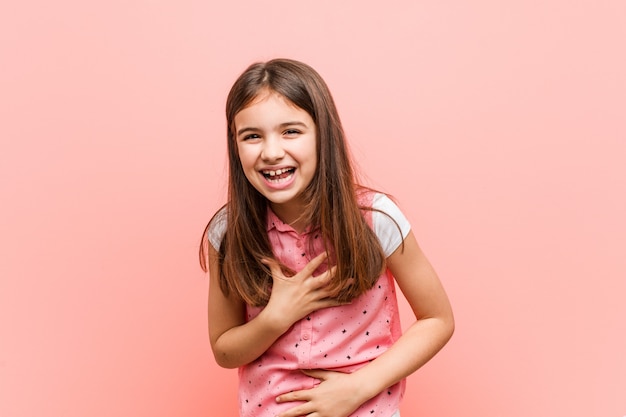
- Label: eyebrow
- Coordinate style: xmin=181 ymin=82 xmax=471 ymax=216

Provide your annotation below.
xmin=236 ymin=121 xmax=309 ymax=137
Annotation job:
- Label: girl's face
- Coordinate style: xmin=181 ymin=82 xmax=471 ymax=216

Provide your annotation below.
xmin=234 ymin=90 xmax=317 ymax=225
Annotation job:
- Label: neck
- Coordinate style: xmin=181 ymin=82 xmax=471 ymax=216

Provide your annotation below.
xmin=270 ymin=202 xmax=309 ymax=234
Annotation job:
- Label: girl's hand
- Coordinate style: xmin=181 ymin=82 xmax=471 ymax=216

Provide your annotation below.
xmin=275 ymin=369 xmax=366 ymax=417
xmin=261 ymin=252 xmax=350 ymax=332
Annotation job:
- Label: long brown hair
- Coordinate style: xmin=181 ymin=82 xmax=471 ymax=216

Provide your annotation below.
xmin=200 ymin=58 xmax=386 ymax=306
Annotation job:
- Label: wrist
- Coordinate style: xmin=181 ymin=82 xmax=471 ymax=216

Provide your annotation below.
xmin=257 ymin=305 xmax=292 ymax=335
xmin=346 ymin=370 xmax=381 ymax=404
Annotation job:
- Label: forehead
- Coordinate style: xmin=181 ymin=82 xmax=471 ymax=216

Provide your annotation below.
xmin=243 ymin=89 xmax=299 ymax=112
xmin=234 ymin=90 xmax=312 ymax=127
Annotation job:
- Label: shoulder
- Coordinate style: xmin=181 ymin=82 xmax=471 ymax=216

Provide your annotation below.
xmin=207 ymin=205 xmax=228 ymax=250
xmin=370 ymin=193 xmax=412 ymax=257
xmin=371 ymin=193 xmax=407 ymax=222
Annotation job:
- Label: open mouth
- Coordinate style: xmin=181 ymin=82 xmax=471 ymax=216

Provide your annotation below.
xmin=261 ymin=167 xmax=295 ymax=183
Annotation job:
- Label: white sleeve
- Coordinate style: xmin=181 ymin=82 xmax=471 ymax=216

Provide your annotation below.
xmin=207 ymin=207 xmax=228 ymax=250
xmin=372 ymin=193 xmax=411 ymax=257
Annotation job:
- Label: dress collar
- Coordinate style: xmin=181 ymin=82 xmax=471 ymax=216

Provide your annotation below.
xmin=266 ymin=206 xmax=316 ymax=234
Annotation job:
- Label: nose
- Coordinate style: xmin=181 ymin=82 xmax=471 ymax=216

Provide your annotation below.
xmin=260 ymin=136 xmax=285 ymax=163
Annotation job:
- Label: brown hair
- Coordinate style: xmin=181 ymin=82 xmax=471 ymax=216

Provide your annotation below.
xmin=200 ymin=58 xmax=386 ymax=306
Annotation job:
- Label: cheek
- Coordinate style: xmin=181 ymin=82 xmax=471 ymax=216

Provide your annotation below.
xmin=238 ymin=155 xmax=263 ymax=187
xmin=306 ymin=141 xmax=319 ymax=173
xmin=236 ymin=146 xmax=254 ymax=170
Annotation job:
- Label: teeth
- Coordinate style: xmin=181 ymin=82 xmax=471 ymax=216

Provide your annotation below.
xmin=267 ymin=176 xmax=290 ymax=184
xmin=263 ymin=168 xmax=291 ymax=176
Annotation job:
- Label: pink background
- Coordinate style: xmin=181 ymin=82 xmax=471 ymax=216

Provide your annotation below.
xmin=1 ymin=1 xmax=625 ymax=416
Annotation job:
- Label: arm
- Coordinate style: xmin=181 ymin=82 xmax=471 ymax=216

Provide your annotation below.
xmin=208 ymin=246 xmax=348 ymax=369
xmin=276 ymin=231 xmax=454 ymax=416
xmin=208 ymin=244 xmax=272 ymax=368
xmin=346 ymin=230 xmax=454 ymax=396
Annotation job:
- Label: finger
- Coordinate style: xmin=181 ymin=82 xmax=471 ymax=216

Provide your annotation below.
xmin=276 ymin=403 xmax=315 ymax=417
xmin=260 ymin=257 xmax=277 ymax=268
xmin=260 ymin=257 xmax=284 ymax=279
xmin=275 ymin=388 xmax=311 ymax=404
xmin=309 ymin=265 xmax=336 ymax=289
xmin=300 ymin=251 xmax=329 ymax=276
xmin=301 ymin=368 xmax=332 ymax=380
xmin=312 ymin=269 xmax=355 ymax=299
xmin=327 ymin=275 xmax=358 ymax=299
xmin=312 ymin=297 xmax=351 ymax=311
xmin=326 ymin=275 xmax=353 ymax=289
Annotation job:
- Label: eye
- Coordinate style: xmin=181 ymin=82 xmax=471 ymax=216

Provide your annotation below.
xmin=283 ymin=129 xmax=301 ymax=136
xmin=242 ymin=133 xmax=261 ymax=141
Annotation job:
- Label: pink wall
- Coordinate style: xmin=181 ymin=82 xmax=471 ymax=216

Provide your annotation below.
xmin=1 ymin=1 xmax=624 ymax=416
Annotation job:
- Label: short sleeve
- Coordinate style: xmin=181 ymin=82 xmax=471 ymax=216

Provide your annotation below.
xmin=207 ymin=207 xmax=228 ymax=250
xmin=372 ymin=193 xmax=411 ymax=257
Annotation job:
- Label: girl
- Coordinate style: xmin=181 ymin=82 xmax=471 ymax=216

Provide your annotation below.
xmin=201 ymin=58 xmax=454 ymax=417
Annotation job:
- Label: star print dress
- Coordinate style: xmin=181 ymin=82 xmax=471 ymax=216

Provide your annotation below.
xmin=208 ymin=191 xmax=411 ymax=417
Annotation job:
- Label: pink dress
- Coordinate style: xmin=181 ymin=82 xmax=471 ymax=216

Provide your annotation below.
xmin=209 ymin=191 xmax=410 ymax=417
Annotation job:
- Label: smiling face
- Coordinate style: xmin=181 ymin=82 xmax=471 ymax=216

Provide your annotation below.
xmin=234 ymin=90 xmax=318 ymax=228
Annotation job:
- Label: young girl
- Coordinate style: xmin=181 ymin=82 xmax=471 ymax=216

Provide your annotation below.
xmin=201 ymin=58 xmax=454 ymax=417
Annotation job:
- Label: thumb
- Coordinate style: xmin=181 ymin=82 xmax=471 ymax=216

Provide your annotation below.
xmin=260 ymin=257 xmax=279 ymax=271
xmin=301 ymin=368 xmax=333 ymax=380
xmin=260 ymin=257 xmax=287 ymax=281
